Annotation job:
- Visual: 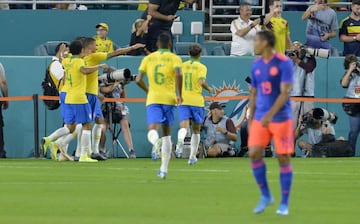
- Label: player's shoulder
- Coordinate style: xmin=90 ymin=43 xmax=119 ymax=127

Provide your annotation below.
xmin=275 ymin=52 xmax=290 ymax=62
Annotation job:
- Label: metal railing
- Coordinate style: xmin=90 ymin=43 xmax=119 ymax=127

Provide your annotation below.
xmin=0 ymin=0 xmax=149 ymax=10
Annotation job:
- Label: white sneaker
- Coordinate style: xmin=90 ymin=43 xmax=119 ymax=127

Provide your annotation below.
xmin=151 ymin=139 xmax=162 ymax=160
xmin=175 ymin=142 xmax=184 ymax=158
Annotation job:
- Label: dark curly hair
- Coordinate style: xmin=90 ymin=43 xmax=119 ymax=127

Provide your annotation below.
xmin=344 ymin=54 xmax=358 ymax=69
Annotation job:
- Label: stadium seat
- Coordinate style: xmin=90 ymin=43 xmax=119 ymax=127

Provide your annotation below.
xmin=174 ymin=42 xmax=207 ymax=56
xmin=34 ymin=41 xmax=70 ymax=56
xmin=211 ymin=46 xmax=226 ymax=56
xmin=222 ymin=42 xmax=231 ymax=56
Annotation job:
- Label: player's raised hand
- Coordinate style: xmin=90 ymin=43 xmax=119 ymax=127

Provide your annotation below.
xmin=99 ymin=64 xmax=109 ymax=70
xmin=133 ymin=43 xmax=146 ymax=49
xmin=261 ymin=113 xmax=273 ymax=127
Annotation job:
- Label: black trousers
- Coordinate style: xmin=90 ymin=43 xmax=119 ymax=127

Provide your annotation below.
xmin=146 ymin=24 xmax=173 ymax=52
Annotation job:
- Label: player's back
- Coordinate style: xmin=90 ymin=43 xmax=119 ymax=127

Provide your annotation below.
xmin=181 ymin=59 xmax=207 ymax=107
xmin=139 ymin=49 xmax=182 ymax=106
xmin=251 ymin=53 xmax=293 ymax=122
xmin=62 ymin=56 xmax=87 ymax=104
xmin=84 ymin=52 xmax=107 ymax=95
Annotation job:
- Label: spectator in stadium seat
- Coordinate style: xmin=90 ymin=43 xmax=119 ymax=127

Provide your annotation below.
xmin=203 ymin=102 xmax=237 ymax=157
xmin=340 ymin=54 xmax=360 ymax=156
xmin=339 ymin=0 xmax=360 ymax=56
xmin=230 ymin=2 xmax=261 ymax=56
xmin=128 ymin=15 xmax=152 ymax=56
xmin=140 ymin=0 xmax=197 ymax=52
xmin=94 ymin=23 xmax=114 ymax=53
xmin=264 ymin=0 xmax=292 ymax=53
xmin=302 ymin=0 xmax=338 ymax=51
xmin=0 ymin=63 xmax=8 ymax=158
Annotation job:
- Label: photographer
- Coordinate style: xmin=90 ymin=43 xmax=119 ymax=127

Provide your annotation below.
xmin=99 ymin=79 xmax=136 ymax=159
xmin=295 ymin=108 xmax=336 ymax=157
xmin=287 ymin=41 xmax=317 ymax=127
xmin=341 ymin=54 xmax=360 ymax=156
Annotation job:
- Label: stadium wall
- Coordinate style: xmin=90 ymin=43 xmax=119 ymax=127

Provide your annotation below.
xmin=0 ymin=11 xmax=352 ymax=56
xmin=0 ymin=10 xmax=204 ymax=56
xmin=0 ymin=56 xmax=357 ymax=158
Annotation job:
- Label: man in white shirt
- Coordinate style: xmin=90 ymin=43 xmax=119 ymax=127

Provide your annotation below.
xmin=230 ymin=2 xmax=260 ymax=56
xmin=49 ymin=43 xmax=69 ymax=85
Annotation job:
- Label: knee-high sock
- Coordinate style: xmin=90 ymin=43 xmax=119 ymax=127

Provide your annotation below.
xmin=190 ymin=134 xmax=200 ymax=158
xmin=55 ymin=132 xmax=76 ymax=150
xmin=92 ymin=124 xmax=103 ymax=154
xmin=74 ymin=124 xmax=82 ymax=157
xmin=80 ymin=130 xmax=91 ymax=157
xmin=147 ymin=129 xmax=159 ymax=145
xmin=160 ymin=136 xmax=172 ymax=173
xmin=55 ymin=136 xmax=68 ymax=153
xmin=177 ymin=128 xmax=187 ymax=144
xmin=48 ymin=126 xmax=69 ymax=141
xmin=251 ymin=159 xmax=270 ymax=198
xmin=280 ymin=163 xmax=293 ymax=205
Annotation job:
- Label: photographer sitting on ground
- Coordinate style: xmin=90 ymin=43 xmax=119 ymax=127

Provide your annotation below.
xmin=287 ymin=41 xmax=317 ymax=127
xmin=203 ymin=102 xmax=237 ymax=157
xmin=295 ymin=108 xmax=353 ymax=157
xmin=340 ymin=54 xmax=360 ymax=156
xmin=99 ymin=78 xmax=136 ymax=158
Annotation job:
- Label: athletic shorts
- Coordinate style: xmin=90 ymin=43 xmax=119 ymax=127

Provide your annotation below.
xmin=86 ymin=93 xmax=103 ymax=120
xmin=248 ymin=119 xmax=294 ymax=155
xmin=146 ymin=104 xmax=176 ymax=126
xmin=178 ymin=105 xmax=205 ymax=124
xmin=63 ymin=103 xmax=92 ymax=125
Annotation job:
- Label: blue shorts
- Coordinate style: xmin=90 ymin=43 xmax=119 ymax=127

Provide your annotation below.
xmin=63 ymin=103 xmax=92 ymax=124
xmin=147 ymin=104 xmax=176 ymax=126
xmin=86 ymin=93 xmax=103 ymax=120
xmin=178 ymin=105 xmax=205 ymax=124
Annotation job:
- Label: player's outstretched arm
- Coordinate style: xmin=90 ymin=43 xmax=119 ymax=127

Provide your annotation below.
xmin=81 ymin=64 xmax=108 ymax=74
xmin=108 ymin=44 xmax=146 ymax=59
xmin=136 ymin=72 xmax=148 ymax=93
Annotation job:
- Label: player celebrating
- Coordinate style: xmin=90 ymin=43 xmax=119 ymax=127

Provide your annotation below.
xmin=60 ymin=40 xmax=108 ymax=162
xmin=175 ymin=44 xmax=212 ymax=165
xmin=248 ymin=30 xmax=294 ymax=215
xmin=136 ymin=33 xmax=183 ymax=179
xmin=74 ymin=37 xmax=145 ymax=161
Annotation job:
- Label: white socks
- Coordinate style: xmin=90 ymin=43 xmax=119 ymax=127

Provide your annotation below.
xmin=190 ymin=134 xmax=200 ymax=158
xmin=160 ymin=136 xmax=172 ymax=173
xmin=75 ymin=124 xmax=83 ymax=157
xmin=80 ymin=130 xmax=91 ymax=157
xmin=147 ymin=129 xmax=159 ymax=145
xmin=48 ymin=126 xmax=70 ymax=141
xmin=92 ymin=124 xmax=103 ymax=154
xmin=177 ymin=128 xmax=187 ymax=144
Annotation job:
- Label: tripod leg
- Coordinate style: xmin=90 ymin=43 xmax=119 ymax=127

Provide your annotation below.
xmin=116 ymin=139 xmax=129 ymax=158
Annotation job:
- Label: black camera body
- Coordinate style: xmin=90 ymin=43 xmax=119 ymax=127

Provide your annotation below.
xmin=285 ymin=46 xmax=307 ymax=59
xmin=301 ymin=108 xmax=338 ymax=129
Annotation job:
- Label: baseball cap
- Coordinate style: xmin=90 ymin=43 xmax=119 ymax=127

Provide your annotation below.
xmin=96 ymin=23 xmax=109 ymax=31
xmin=209 ymin=102 xmax=226 ymax=110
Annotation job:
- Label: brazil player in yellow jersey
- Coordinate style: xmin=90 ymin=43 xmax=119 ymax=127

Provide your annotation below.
xmin=136 ymin=33 xmax=183 ymax=179
xmin=263 ymin=0 xmax=292 ymax=54
xmin=74 ymin=37 xmax=145 ymax=161
xmin=175 ymin=44 xmax=212 ymax=165
xmin=57 ymin=40 xmax=108 ymax=162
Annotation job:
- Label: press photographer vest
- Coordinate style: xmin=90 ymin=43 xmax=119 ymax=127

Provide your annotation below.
xmin=203 ymin=116 xmax=230 ymax=147
xmin=345 ymin=73 xmax=360 ymax=99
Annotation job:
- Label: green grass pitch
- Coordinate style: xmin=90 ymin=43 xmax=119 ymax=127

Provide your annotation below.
xmin=0 ymin=158 xmax=359 ymax=224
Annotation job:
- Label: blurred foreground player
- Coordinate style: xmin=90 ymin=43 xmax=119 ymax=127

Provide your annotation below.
xmin=248 ymin=30 xmax=294 ymax=215
xmin=136 ymin=33 xmax=183 ymax=179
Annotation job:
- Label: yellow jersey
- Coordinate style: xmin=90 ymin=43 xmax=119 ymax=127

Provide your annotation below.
xmin=94 ymin=36 xmax=114 ymax=53
xmin=138 ymin=49 xmax=182 ymax=106
xmin=83 ymin=52 xmax=108 ymax=95
xmin=266 ymin=16 xmax=290 ymax=54
xmin=62 ymin=56 xmax=88 ymax=104
xmin=181 ymin=59 xmax=207 ymax=107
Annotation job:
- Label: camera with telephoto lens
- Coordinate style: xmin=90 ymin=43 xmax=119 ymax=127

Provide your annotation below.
xmin=301 ymin=108 xmax=338 ymax=128
xmin=98 ymin=67 xmax=136 ymax=84
xmin=286 ymin=46 xmax=330 ymax=59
